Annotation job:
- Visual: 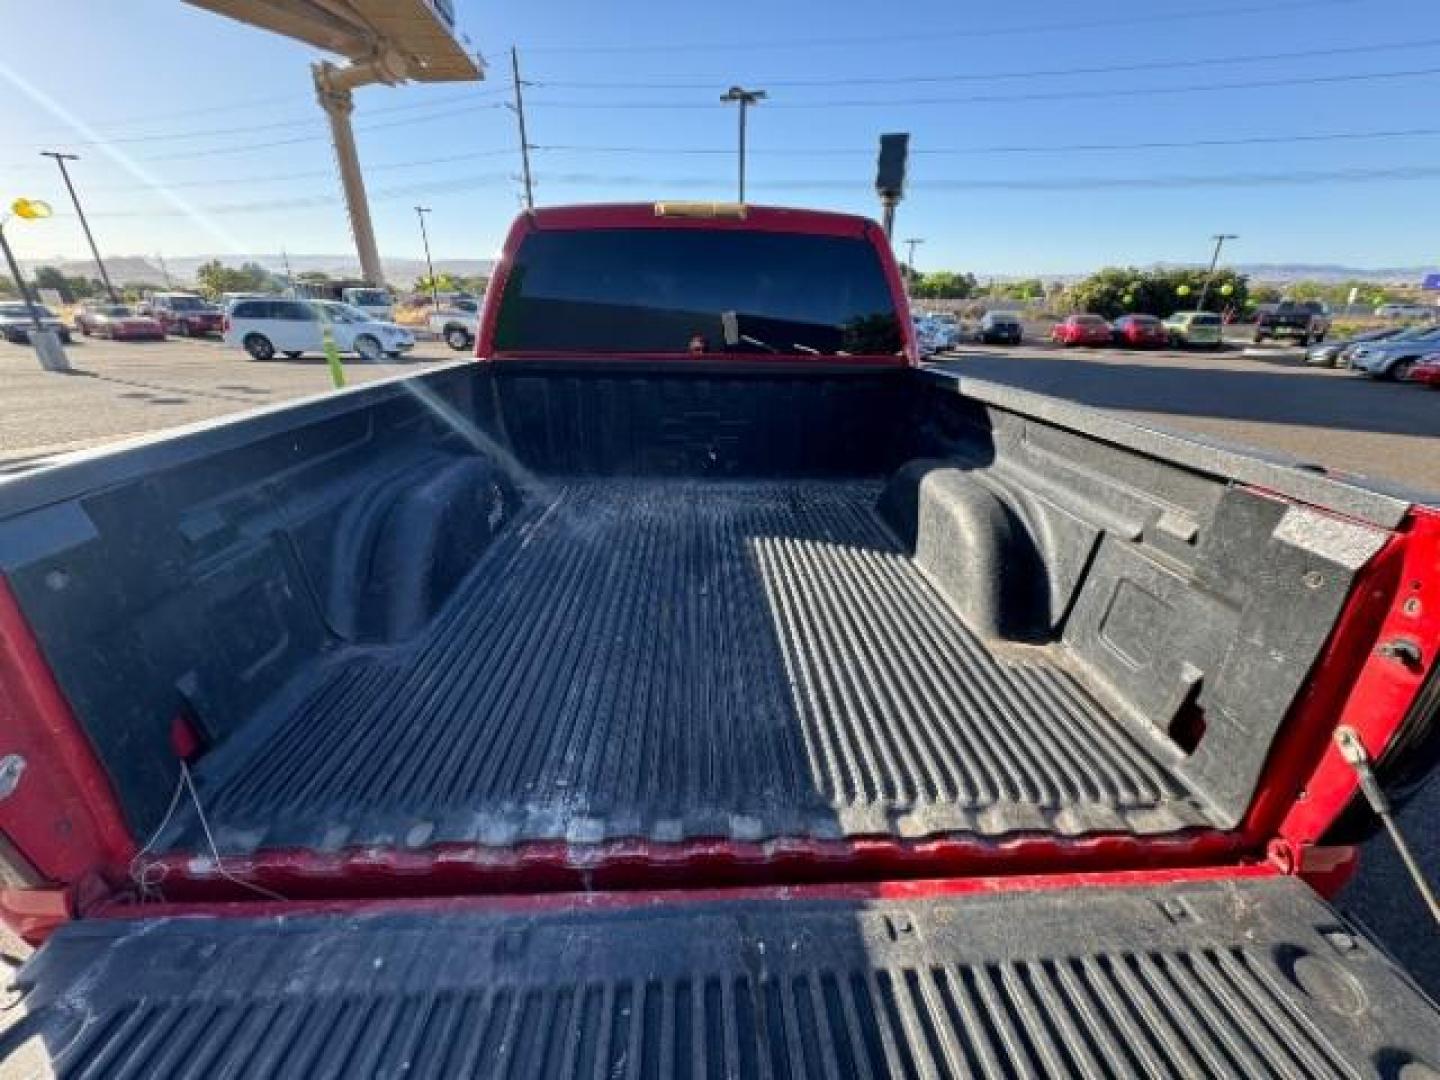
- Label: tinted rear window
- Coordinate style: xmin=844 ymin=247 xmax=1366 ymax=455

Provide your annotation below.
xmin=232 ymin=301 xmax=271 ymax=318
xmin=493 ymin=227 xmax=903 ymax=356
xmin=1192 ymin=314 xmax=1222 ymax=326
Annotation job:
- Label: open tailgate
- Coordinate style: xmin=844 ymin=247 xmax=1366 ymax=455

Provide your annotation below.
xmin=5 ymin=875 xmax=1439 ymax=1077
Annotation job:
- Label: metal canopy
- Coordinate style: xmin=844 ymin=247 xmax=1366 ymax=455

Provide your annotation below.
xmin=183 ymin=0 xmax=480 ymax=81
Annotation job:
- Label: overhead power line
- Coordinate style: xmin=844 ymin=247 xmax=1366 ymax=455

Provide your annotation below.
xmin=539 ymin=127 xmax=1440 ymax=157
xmin=528 ymin=66 xmax=1440 ymax=110
xmin=3 ymin=91 xmax=509 ymax=150
xmin=49 ymin=126 xmax=1440 ymax=197
xmin=522 ymin=0 xmax=1358 ymax=53
xmin=535 ymin=37 xmax=1440 ymax=89
xmin=73 ymin=163 xmax=1440 ymax=219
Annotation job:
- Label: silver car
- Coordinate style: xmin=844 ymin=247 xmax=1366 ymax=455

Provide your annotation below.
xmin=1349 ymin=326 xmax=1440 ymax=380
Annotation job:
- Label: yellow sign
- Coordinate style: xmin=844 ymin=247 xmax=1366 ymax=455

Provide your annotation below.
xmin=11 ymin=198 xmax=52 ymax=220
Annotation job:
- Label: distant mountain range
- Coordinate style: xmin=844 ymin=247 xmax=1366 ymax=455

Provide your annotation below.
xmin=15 ymin=254 xmax=495 ymax=288
xmin=17 ymin=254 xmax=1434 ymax=288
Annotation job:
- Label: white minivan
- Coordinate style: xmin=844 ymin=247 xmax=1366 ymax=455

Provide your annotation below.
xmin=223 ymin=299 xmax=415 ymax=361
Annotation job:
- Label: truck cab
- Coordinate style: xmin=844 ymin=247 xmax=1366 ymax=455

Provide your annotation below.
xmin=339 ymin=285 xmax=394 ymax=322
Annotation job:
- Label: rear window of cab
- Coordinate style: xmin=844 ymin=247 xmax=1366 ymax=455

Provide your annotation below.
xmin=492 ymin=227 xmax=904 ymax=356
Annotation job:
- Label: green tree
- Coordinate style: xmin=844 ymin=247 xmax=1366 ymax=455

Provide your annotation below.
xmin=1070 ymin=266 xmax=1249 ymax=320
xmin=194 ymin=259 xmax=271 ymax=299
xmin=911 ymin=270 xmax=978 ymax=299
xmin=31 ymin=265 xmax=102 ymax=303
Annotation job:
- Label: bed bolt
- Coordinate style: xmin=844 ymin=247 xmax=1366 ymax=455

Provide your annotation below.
xmin=1376 ymin=638 xmax=1423 ymax=669
xmin=1303 ymin=571 xmax=1324 ymax=589
xmin=0 ymin=754 xmax=24 ymax=800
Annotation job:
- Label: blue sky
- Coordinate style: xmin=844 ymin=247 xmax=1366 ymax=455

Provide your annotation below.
xmin=0 ymin=0 xmax=1436 ymax=275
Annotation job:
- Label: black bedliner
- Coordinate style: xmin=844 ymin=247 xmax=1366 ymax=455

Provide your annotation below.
xmin=7 ymin=877 xmax=1440 ymax=1077
xmin=160 ymin=479 xmax=1211 ymax=855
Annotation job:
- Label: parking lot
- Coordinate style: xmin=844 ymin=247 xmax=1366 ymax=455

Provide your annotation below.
xmin=0 ymin=334 xmax=452 ymax=470
xmin=939 ymin=331 xmax=1440 ymax=493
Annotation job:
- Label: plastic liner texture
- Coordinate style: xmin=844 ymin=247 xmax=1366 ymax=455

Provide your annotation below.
xmin=7 ymin=878 xmax=1440 ymax=1078
xmin=163 ymin=479 xmax=1213 ymax=854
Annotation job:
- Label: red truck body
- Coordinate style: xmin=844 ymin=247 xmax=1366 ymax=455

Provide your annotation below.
xmin=3 ymin=203 xmax=1440 ymax=1075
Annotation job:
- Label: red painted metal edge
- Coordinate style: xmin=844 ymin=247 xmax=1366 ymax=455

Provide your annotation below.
xmin=93 ymin=861 xmax=1279 ymax=923
xmin=0 ymin=576 xmax=135 ymax=885
xmin=1259 ymin=505 xmax=1440 ymax=847
xmin=136 ymin=829 xmax=1248 ymax=904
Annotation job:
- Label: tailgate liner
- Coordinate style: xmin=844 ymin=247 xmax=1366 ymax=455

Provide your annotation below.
xmin=161 ymin=480 xmax=1212 ymax=856
xmin=6 ymin=877 xmax=1439 ymax=1077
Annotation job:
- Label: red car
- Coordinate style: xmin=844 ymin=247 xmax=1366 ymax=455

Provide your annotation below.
xmin=1111 ymin=313 xmax=1168 ymax=348
xmin=1409 ymin=353 xmax=1440 ymax=387
xmin=76 ymin=303 xmax=166 ymax=341
xmin=1050 ymin=313 xmax=1113 ymax=347
xmin=143 ymin=292 xmax=223 ymax=336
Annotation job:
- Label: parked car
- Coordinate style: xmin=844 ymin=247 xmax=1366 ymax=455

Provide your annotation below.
xmin=429 ymin=297 xmax=482 ymax=351
xmin=340 ymin=286 xmax=394 ymax=322
xmin=1408 ymin=353 xmax=1440 ymax=388
xmin=926 ymin=312 xmax=964 ymax=349
xmin=75 ymin=303 xmax=165 ymax=341
xmin=1050 ymin=313 xmax=1112 ymax=347
xmin=141 ymin=292 xmax=223 ymax=336
xmin=0 ymin=301 xmax=72 ymax=343
xmin=977 ymin=310 xmax=1023 ymax=344
xmin=1111 ymin=313 xmax=1168 ymax=348
xmin=1375 ymin=303 xmax=1439 ymax=321
xmin=913 ymin=315 xmax=949 ymax=356
xmin=1254 ymin=300 xmax=1331 ymax=344
xmin=1164 ymin=310 xmax=1223 ymax=348
xmin=1350 ymin=325 xmax=1440 ymax=380
xmin=223 ymin=298 xmax=415 ymax=361
xmin=1305 ymin=327 xmax=1404 ymax=368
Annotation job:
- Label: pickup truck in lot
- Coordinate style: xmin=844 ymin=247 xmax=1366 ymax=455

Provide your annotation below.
xmin=1255 ymin=299 xmax=1332 ymax=344
xmin=3 ymin=201 xmax=1440 ymax=1076
xmin=428 ymin=294 xmax=481 ymax=351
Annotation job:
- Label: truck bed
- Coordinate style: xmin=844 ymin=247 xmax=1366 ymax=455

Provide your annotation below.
xmin=10 ymin=876 xmax=1440 ymax=1077
xmin=162 ymin=478 xmax=1213 ymax=855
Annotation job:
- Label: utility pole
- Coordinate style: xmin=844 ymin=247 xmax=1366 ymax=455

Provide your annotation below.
xmin=280 ymin=249 xmax=293 ymax=294
xmin=415 ymin=206 xmax=439 ymax=308
xmin=720 ymin=86 xmax=766 ymax=203
xmin=1197 ymin=233 xmax=1239 ymax=312
xmin=509 ymin=47 xmax=535 ymax=212
xmin=904 ymin=237 xmax=924 ymax=278
xmin=41 ymin=151 xmax=117 ymax=301
xmin=155 ymin=252 xmax=173 ymax=288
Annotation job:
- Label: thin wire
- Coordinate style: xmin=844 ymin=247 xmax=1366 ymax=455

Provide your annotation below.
xmin=180 ymin=760 xmax=288 ymax=903
xmin=537 ymin=36 xmax=1440 ymax=89
xmin=536 ymin=127 xmax=1440 ymax=158
xmin=129 ymin=761 xmax=287 ymax=903
xmin=526 ymin=65 xmax=1440 ymax=110
xmin=522 ymin=0 xmax=1356 ymax=53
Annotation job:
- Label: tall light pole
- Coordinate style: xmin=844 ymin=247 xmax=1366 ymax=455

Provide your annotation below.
xmin=40 ymin=151 xmax=117 ymax=301
xmin=720 ymin=86 xmax=766 ymax=203
xmin=414 ymin=206 xmax=438 ymax=309
xmin=904 ymin=237 xmax=925 ymax=278
xmin=1197 ymin=233 xmax=1239 ymax=312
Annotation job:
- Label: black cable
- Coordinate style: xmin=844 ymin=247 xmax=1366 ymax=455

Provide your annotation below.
xmin=537 ymin=37 xmax=1440 ymax=90
xmin=527 ymin=65 xmax=1440 ymax=110
xmin=523 ymin=0 xmax=1359 ymax=53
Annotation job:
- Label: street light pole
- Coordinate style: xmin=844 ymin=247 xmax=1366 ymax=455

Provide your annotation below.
xmin=41 ymin=151 xmax=117 ymax=302
xmin=720 ymin=86 xmax=766 ymax=203
xmin=904 ymin=237 xmax=925 ymax=278
xmin=1197 ymin=233 xmax=1238 ymax=312
xmin=415 ymin=206 xmax=438 ymax=309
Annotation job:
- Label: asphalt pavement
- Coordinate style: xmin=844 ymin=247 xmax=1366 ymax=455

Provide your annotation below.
xmin=937 ymin=338 xmax=1440 ymax=496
